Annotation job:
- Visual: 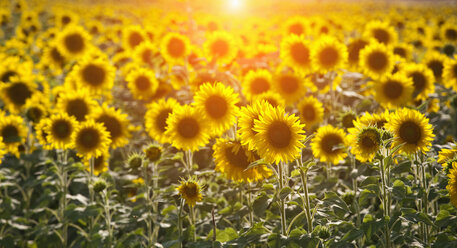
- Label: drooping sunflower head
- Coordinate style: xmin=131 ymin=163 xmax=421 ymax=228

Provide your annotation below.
xmin=45 ymin=113 xmax=78 ymax=150
xmin=242 ymin=69 xmax=273 ymax=100
xmin=126 ymin=67 xmax=159 ymax=101
xmin=164 ymin=104 xmax=210 ymax=152
xmin=57 ymin=88 xmax=98 ymax=122
xmin=401 ymin=63 xmax=435 ymax=101
xmin=204 ymin=31 xmax=238 ymax=65
xmin=446 ymin=162 xmax=457 ymax=208
xmin=90 ymin=103 xmax=130 ymax=149
xmin=193 ymin=82 xmax=239 ymax=136
xmin=1 ymin=76 xmax=36 ymax=114
xmin=73 ymin=57 xmax=115 ymax=95
xmin=374 ymin=73 xmax=414 ymax=109
xmin=385 ymin=108 xmax=435 ymax=155
xmin=423 ymin=51 xmax=449 ymax=82
xmin=363 ymin=21 xmax=398 ymax=46
xmin=311 ymin=36 xmax=348 ymax=73
xmin=123 ymin=25 xmax=146 ymax=51
xmin=311 ymin=125 xmax=348 ymax=165
xmin=297 ymin=96 xmax=324 ymax=129
xmin=0 ymin=115 xmax=27 ymax=156
xmin=348 ymin=125 xmax=382 ymax=162
xmin=176 ymin=177 xmax=203 ymax=207
xmin=71 ymin=119 xmax=111 ymax=159
xmin=213 ymin=138 xmax=272 ymax=182
xmin=359 ymin=42 xmax=394 ymax=79
xmin=253 ymin=106 xmax=306 ymax=164
xmin=280 ymin=34 xmax=312 ymax=74
xmin=237 ymin=100 xmax=274 ymax=151
xmin=273 ymin=71 xmax=305 ymax=105
xmin=347 ymin=38 xmax=370 ymax=70
xmin=56 ymin=24 xmax=91 ymax=58
xmin=145 ymin=98 xmax=180 ymax=144
xmin=160 ymin=32 xmax=191 ymax=64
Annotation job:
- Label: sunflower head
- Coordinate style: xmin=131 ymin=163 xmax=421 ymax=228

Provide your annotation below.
xmin=280 ymin=34 xmax=312 ymax=74
xmin=423 ymin=51 xmax=449 ymax=82
xmin=145 ymin=98 xmax=180 ymax=144
xmin=161 ymin=32 xmax=191 ymax=64
xmin=84 ymin=151 xmax=110 ymax=176
xmin=374 ymin=73 xmax=414 ymax=109
xmin=446 ymin=162 xmax=457 ymax=208
xmin=73 ymin=57 xmax=115 ymax=95
xmin=72 ymin=119 xmax=111 ymax=159
xmin=45 ymin=113 xmax=78 ymax=150
xmin=348 ymin=124 xmax=382 ymax=162
xmin=297 ymin=96 xmax=324 ymax=128
xmin=242 ymin=69 xmax=273 ymax=100
xmin=273 ymin=71 xmax=305 ymax=105
xmin=204 ymin=31 xmax=238 ymax=65
xmin=311 ymin=125 xmax=348 ymax=165
xmin=339 ymin=111 xmax=357 ymax=129
xmin=123 ymin=25 xmax=146 ymax=51
xmin=126 ymin=67 xmax=159 ymax=101
xmin=402 ymin=63 xmax=435 ymax=101
xmin=359 ymin=42 xmax=394 ymax=79
xmin=127 ymin=153 xmax=145 ymax=169
xmin=347 ymin=38 xmax=369 ymax=69
xmin=1 ymin=76 xmax=36 ymax=114
xmin=363 ymin=21 xmax=398 ymax=46
xmin=144 ymin=144 xmax=162 ymax=163
xmin=237 ymin=100 xmax=274 ymax=151
xmin=311 ymin=36 xmax=348 ymax=73
xmin=90 ymin=104 xmax=130 ymax=149
xmin=56 ymin=24 xmax=91 ymax=58
xmin=176 ymin=177 xmax=203 ymax=207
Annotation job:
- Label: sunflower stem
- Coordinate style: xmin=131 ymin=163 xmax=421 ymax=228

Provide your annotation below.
xmin=419 ymin=153 xmax=430 ymax=246
xmin=247 ymin=183 xmax=254 ymax=227
xmin=278 ymin=162 xmax=287 ymax=236
xmin=89 ymin=156 xmax=95 ymax=237
xmin=298 ymin=164 xmax=313 ymax=233
xmin=379 ymin=157 xmax=391 ymax=248
xmin=178 ymin=199 xmax=184 ymax=248
xmin=58 ymin=150 xmax=68 ymax=247
xmin=190 ymin=205 xmax=196 ymax=242
xmin=151 ymin=161 xmax=160 ymax=245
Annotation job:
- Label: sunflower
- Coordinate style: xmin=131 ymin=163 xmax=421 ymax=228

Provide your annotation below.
xmin=385 ymin=108 xmax=434 ymax=155
xmin=280 ymin=34 xmax=312 ymax=74
xmin=55 ymin=10 xmax=79 ymax=29
xmin=253 ymin=106 xmax=305 ymax=164
xmin=348 ymin=122 xmax=382 ymax=162
xmin=126 ymin=67 xmax=159 ymax=101
xmin=438 ymin=143 xmax=457 ymax=167
xmin=0 ymin=56 xmax=32 ymax=83
xmin=283 ymin=16 xmax=308 ymax=37
xmin=83 ymin=151 xmax=109 ymax=176
xmin=133 ymin=41 xmax=156 ymax=66
xmin=123 ymin=25 xmax=146 ymax=51
xmin=35 ymin=118 xmax=52 ymax=150
xmin=73 ymin=57 xmax=115 ymax=95
xmin=423 ymin=51 xmax=449 ymax=82
xmin=242 ymin=69 xmax=273 ymax=100
xmin=56 ymin=24 xmax=91 ymax=58
xmin=176 ymin=177 xmax=203 ymax=207
xmin=310 ymin=36 xmax=348 ymax=73
xmin=374 ymin=73 xmax=414 ymax=109
xmin=446 ymin=162 xmax=457 ymax=208
xmin=213 ymin=138 xmax=272 ymax=182
xmin=401 ymin=63 xmax=435 ymax=101
xmin=363 ymin=21 xmax=398 ymax=46
xmin=273 ymin=71 xmax=306 ymax=105
xmin=443 ymin=56 xmax=457 ymax=91
xmin=145 ymin=98 xmax=180 ymax=144
xmin=359 ymin=42 xmax=395 ymax=79
xmin=193 ymin=82 xmax=239 ymax=136
xmin=0 ymin=76 xmax=36 ymax=114
xmin=347 ymin=38 xmax=370 ymax=70
xmin=254 ymin=91 xmax=286 ymax=108
xmin=164 ymin=105 xmax=210 ymax=152
xmin=204 ymin=31 xmax=238 ymax=65
xmin=90 ymin=104 xmax=131 ymax=149
xmin=40 ymin=44 xmax=66 ymax=74
xmin=0 ymin=137 xmax=6 ymax=161
xmin=56 ymin=88 xmax=98 ymax=122
xmin=237 ymin=100 xmax=274 ymax=151
xmin=311 ymin=125 xmax=348 ymax=164
xmin=297 ymin=96 xmax=324 ymax=128
xmin=441 ymin=23 xmax=457 ymax=44
xmin=71 ymin=119 xmax=111 ymax=159
xmin=357 ymin=111 xmax=390 ymax=129
xmin=45 ymin=113 xmax=78 ymax=150
xmin=160 ymin=32 xmax=191 ymax=64
xmin=0 ymin=115 xmax=27 ymax=156
xmin=393 ymin=43 xmax=413 ymax=61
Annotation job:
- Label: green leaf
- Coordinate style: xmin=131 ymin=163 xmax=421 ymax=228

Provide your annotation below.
xmin=252 ymin=193 xmax=270 ymax=216
xmin=359 ymin=189 xmax=376 ymax=206
xmin=390 ymin=161 xmax=411 ymax=174
xmin=341 ymin=228 xmax=364 ymax=242
xmin=279 ymin=187 xmax=293 ymax=200
xmin=323 ymin=191 xmax=350 ymax=213
xmin=360 ymin=176 xmax=379 ymax=187
xmin=207 ymin=227 xmax=238 ymax=242
xmin=245 ymin=159 xmax=268 ymax=171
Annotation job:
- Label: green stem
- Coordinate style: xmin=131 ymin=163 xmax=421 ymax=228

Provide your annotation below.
xmin=152 ymin=162 xmax=160 ymax=245
xmin=247 ymin=184 xmax=254 ymax=227
xmin=278 ymin=162 xmax=287 ymax=236
xmin=379 ymin=158 xmax=391 ymax=248
xmin=60 ymin=150 xmax=68 ymax=247
xmin=190 ymin=205 xmax=196 ymax=242
xmin=89 ymin=157 xmax=95 ymax=235
xmin=178 ymin=199 xmax=184 ymax=248
xmin=299 ymin=168 xmax=313 ymax=233
xmin=104 ymin=190 xmax=113 ymax=248
xmin=420 ymin=155 xmax=429 ymax=246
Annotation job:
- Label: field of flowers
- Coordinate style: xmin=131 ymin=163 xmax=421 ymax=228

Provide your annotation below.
xmin=1 ymin=0 xmax=457 ymax=247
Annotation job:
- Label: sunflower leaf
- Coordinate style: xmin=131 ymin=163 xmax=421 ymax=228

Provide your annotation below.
xmin=245 ymin=159 xmax=267 ymax=171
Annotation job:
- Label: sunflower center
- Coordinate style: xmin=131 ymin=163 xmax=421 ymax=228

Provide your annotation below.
xmin=443 ymin=44 xmax=455 ymax=56
xmin=302 ymin=104 xmax=316 ymax=121
xmin=393 ymin=47 xmax=406 ymax=58
xmin=93 ymin=155 xmax=105 ymax=172
xmin=383 ymin=80 xmax=403 ymax=99
xmin=142 ymin=49 xmax=152 ymax=64
xmin=7 ymin=82 xmax=32 ymax=106
xmin=64 ymin=33 xmax=84 ymax=53
xmin=77 ymin=128 xmax=100 ymax=150
xmin=399 ymin=121 xmax=422 ymax=144
xmin=62 ymin=16 xmax=71 ymax=25
xmin=52 ymin=120 xmax=72 ymax=139
xmin=66 ymin=99 xmax=89 ymax=121
xmin=348 ymin=40 xmax=368 ymax=64
xmin=445 ymin=28 xmax=457 ymax=41
xmin=167 ymin=37 xmax=185 ymax=58
xmin=267 ymin=121 xmax=291 ymax=149
xmin=367 ymin=51 xmax=388 ymax=71
xmin=156 ymin=109 xmax=172 ymax=132
xmin=51 ymin=47 xmax=65 ymax=64
xmin=289 ymin=23 xmax=304 ymax=36
xmin=1 ymin=125 xmax=19 ymax=143
xmin=210 ymin=39 xmax=229 ymax=57
xmin=361 ymin=135 xmax=376 ymax=149
xmin=373 ymin=28 xmax=390 ymax=44
xmin=250 ymin=77 xmax=270 ymax=95
xmin=97 ymin=115 xmax=122 ymax=140
xmin=128 ymin=32 xmax=143 ymax=48
xmin=410 ymin=72 xmax=426 ymax=95
xmin=452 ymin=64 xmax=457 ymax=78
xmin=182 ymin=183 xmax=198 ymax=198
xmin=177 ymin=117 xmax=199 ymax=139
xmin=321 ymin=133 xmax=343 ymax=154
xmin=135 ymin=76 xmax=151 ymax=91
xmin=427 ymin=60 xmax=443 ymax=79
xmin=224 ymin=144 xmax=250 ymax=169
xmin=319 ymin=47 xmax=339 ymax=67
xmin=279 ymin=75 xmax=299 ymax=94
xmin=26 ymin=107 xmax=43 ymax=123
xmin=205 ymin=95 xmax=228 ymax=119
xmin=290 ymin=42 xmax=310 ymax=65
xmin=1 ymin=70 xmax=18 ymax=82
xmin=82 ymin=64 xmax=106 ymax=86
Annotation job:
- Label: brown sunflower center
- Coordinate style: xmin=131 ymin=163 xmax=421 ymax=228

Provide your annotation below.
xmin=51 ymin=47 xmax=65 ymax=65
xmin=399 ymin=121 xmax=422 ymax=144
xmin=383 ymin=80 xmax=403 ymax=99
xmin=410 ymin=72 xmax=426 ymax=95
xmin=1 ymin=70 xmax=18 ymax=83
xmin=267 ymin=121 xmax=292 ymax=149
xmin=135 ymin=76 xmax=151 ymax=91
xmin=77 ymin=128 xmax=100 ymax=150
xmin=302 ymin=104 xmax=316 ymax=121
xmin=142 ymin=49 xmax=152 ymax=64
xmin=7 ymin=82 xmax=32 ymax=106
xmin=61 ymin=16 xmax=71 ymax=25
xmin=279 ymin=75 xmax=299 ymax=94
xmin=93 ymin=155 xmax=105 ymax=172
xmin=289 ymin=23 xmax=304 ymax=36
xmin=367 ymin=51 xmax=388 ymax=71
xmin=96 ymin=115 xmax=122 ymax=140
xmin=348 ymin=40 xmax=368 ymax=64
xmin=128 ymin=32 xmax=143 ymax=49
xmin=52 ymin=120 xmax=72 ymax=139
xmin=82 ymin=64 xmax=106 ymax=87
xmin=182 ymin=183 xmax=198 ymax=198
xmin=290 ymin=42 xmax=310 ymax=65
xmin=373 ymin=28 xmax=390 ymax=44
xmin=155 ymin=109 xmax=172 ymax=132
xmin=321 ymin=133 xmax=343 ymax=154
xmin=64 ymin=33 xmax=84 ymax=53
xmin=210 ymin=39 xmax=229 ymax=58
xmin=66 ymin=99 xmax=89 ymax=121
xmin=1 ymin=125 xmax=19 ymax=143
xmin=393 ymin=47 xmax=406 ymax=58
xmin=445 ymin=28 xmax=457 ymax=41
xmin=167 ymin=37 xmax=185 ymax=58
xmin=26 ymin=107 xmax=43 ymax=123
xmin=177 ymin=117 xmax=199 ymax=139
xmin=427 ymin=60 xmax=443 ymax=80
xmin=224 ymin=144 xmax=250 ymax=169
xmin=250 ymin=77 xmax=270 ymax=95
xmin=452 ymin=64 xmax=457 ymax=78
xmin=205 ymin=95 xmax=228 ymax=119
xmin=318 ymin=47 xmax=339 ymax=67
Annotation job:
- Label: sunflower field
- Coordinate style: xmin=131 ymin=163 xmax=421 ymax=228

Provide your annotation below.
xmin=2 ymin=0 xmax=457 ymax=247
